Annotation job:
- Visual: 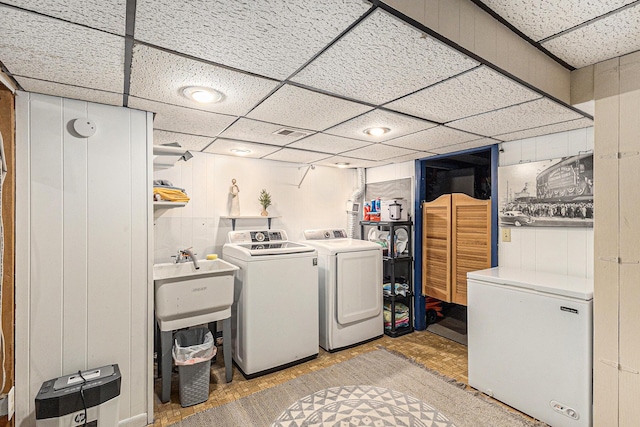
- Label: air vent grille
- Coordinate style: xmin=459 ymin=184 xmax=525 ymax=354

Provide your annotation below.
xmin=273 ymin=128 xmax=310 ymax=138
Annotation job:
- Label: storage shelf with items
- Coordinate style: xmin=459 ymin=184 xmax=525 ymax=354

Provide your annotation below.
xmin=360 ymin=219 xmax=414 ymax=338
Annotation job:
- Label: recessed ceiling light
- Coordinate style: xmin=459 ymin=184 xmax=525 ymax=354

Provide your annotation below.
xmin=182 ymin=86 xmax=223 ymax=104
xmin=363 ymin=127 xmax=390 ymax=137
xmin=230 ymin=148 xmax=250 ymax=155
xmin=335 ymin=162 xmax=350 ymax=168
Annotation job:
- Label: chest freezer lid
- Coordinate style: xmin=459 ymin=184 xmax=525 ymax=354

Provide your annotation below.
xmin=467 ymin=267 xmax=593 ymax=300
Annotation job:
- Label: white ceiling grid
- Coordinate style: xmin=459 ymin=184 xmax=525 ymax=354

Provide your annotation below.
xmin=134 ymin=0 xmax=372 ymax=80
xmin=292 ymin=9 xmax=479 ymax=105
xmin=494 ymin=117 xmax=594 ymax=141
xmin=431 ymin=137 xmax=499 ymax=155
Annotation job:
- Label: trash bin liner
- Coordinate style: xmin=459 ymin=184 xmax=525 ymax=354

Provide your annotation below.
xmin=172 ymin=328 xmax=216 ymax=365
xmin=172 ymin=328 xmax=216 ymax=407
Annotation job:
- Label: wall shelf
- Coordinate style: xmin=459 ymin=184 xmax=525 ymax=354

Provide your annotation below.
xmin=154 ymin=201 xmax=187 ymax=209
xmin=220 ymin=215 xmax=281 ymax=230
xmin=153 ymin=145 xmax=190 ymax=171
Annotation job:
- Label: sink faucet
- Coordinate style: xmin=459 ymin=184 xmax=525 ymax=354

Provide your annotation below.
xmin=175 ymin=248 xmax=200 ymax=269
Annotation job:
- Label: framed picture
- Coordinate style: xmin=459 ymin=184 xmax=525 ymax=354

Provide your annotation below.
xmin=499 ymin=154 xmax=593 ymax=228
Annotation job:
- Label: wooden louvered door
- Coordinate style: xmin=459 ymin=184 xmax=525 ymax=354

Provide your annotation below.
xmin=451 ymin=193 xmax=491 ymax=306
xmin=422 ymin=195 xmax=452 ymax=302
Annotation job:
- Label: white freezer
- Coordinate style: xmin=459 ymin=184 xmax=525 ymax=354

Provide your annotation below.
xmin=467 ymin=267 xmax=593 ymax=427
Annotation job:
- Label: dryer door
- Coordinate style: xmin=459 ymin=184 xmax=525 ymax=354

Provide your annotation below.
xmin=336 ymin=249 xmax=382 ymax=325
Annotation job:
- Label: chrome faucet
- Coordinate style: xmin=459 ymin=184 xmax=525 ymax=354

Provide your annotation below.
xmin=174 ymin=248 xmax=200 ymax=269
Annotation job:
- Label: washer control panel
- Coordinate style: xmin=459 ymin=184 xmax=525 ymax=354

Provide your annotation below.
xmin=228 ymin=229 xmax=288 ymax=244
xmin=304 ymin=229 xmax=347 ymax=240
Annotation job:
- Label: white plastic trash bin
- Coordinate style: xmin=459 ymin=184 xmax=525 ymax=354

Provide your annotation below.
xmin=173 ymin=328 xmax=216 ymax=407
xmin=35 ymin=364 xmax=121 ymax=427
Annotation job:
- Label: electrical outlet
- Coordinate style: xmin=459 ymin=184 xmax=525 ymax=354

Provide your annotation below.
xmin=502 ymin=228 xmax=511 ymax=242
xmin=7 ymin=386 xmax=13 ymax=420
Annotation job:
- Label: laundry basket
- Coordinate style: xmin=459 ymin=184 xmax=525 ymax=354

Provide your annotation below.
xmin=173 ymin=328 xmax=216 ymax=407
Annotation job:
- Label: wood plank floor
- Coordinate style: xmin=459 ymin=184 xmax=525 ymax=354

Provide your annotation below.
xmin=152 ymin=330 xmax=520 ymax=426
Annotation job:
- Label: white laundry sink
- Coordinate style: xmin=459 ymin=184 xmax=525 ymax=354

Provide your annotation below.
xmin=153 ymin=259 xmax=239 ymax=331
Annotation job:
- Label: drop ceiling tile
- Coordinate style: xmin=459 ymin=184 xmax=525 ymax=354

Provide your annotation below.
xmin=325 ymin=109 xmax=437 ymax=142
xmin=447 ymin=98 xmax=585 ymax=136
xmin=385 ymin=126 xmax=479 ymax=151
xmin=135 ymin=0 xmax=371 ymax=80
xmin=3 ymin=0 xmax=127 ymax=34
xmin=388 ymin=151 xmax=435 ymax=163
xmin=494 ymin=118 xmax=594 ymax=142
xmin=218 ymin=118 xmax=315 ymax=146
xmin=385 ymin=66 xmax=541 ymax=123
xmin=292 ymin=9 xmax=479 ymax=105
xmin=480 ymin=0 xmax=636 ymax=41
xmin=340 ymin=144 xmax=418 ymax=161
xmin=246 ymin=84 xmax=372 ymax=131
xmin=314 ymin=155 xmax=384 ymax=169
xmin=541 ymin=4 xmax=640 ymax=68
xmin=288 ymin=133 xmax=371 ymax=154
xmin=128 ymin=97 xmax=236 ymax=137
xmin=154 ymin=130 xmax=214 ymax=151
xmin=263 ymin=148 xmax=332 ymax=164
xmin=0 ymin=6 xmax=124 ymax=92
xmin=16 ymin=77 xmax=123 ymax=106
xmin=431 ymin=137 xmax=499 ymax=154
xmin=203 ymin=138 xmax=281 ymax=159
xmin=129 ymin=44 xmax=279 ymax=116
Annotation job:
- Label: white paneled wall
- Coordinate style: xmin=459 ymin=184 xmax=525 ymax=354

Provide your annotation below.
xmin=498 ymin=127 xmax=594 ymax=277
xmin=15 ymin=93 xmax=152 ymax=426
xmin=153 ymin=153 xmax=356 ymax=263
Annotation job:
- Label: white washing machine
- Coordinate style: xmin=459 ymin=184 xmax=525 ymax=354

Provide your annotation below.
xmin=223 ymin=229 xmax=319 ymax=378
xmin=304 ymin=229 xmax=383 ymax=352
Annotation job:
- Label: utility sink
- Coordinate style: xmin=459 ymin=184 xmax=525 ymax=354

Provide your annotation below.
xmin=153 ymin=259 xmax=239 ymax=331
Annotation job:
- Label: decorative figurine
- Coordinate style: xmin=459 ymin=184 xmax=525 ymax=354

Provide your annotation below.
xmin=230 ymin=179 xmax=240 ymax=216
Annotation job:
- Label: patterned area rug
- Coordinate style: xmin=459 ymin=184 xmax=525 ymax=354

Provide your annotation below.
xmin=272 ymin=385 xmax=455 ymax=427
xmin=170 ymin=348 xmax=545 ymax=427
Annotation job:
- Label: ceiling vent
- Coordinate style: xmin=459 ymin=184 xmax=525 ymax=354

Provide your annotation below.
xmin=273 ymin=128 xmax=311 ymax=139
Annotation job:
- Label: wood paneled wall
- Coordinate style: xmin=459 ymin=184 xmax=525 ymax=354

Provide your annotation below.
xmin=0 ymin=86 xmax=15 ymax=427
xmin=593 ymin=50 xmax=640 ymax=425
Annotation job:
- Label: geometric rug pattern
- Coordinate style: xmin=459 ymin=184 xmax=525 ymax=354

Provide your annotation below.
xmin=272 ymin=385 xmax=456 ymax=427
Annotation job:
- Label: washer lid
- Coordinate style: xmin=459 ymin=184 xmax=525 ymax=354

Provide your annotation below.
xmin=224 ymin=241 xmax=315 ymax=256
xmin=304 ymin=238 xmax=382 ymax=254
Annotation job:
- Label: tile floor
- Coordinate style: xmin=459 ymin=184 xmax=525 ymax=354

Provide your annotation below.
xmin=152 ymin=330 xmax=517 ymax=426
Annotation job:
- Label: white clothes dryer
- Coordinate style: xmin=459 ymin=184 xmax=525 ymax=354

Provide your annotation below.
xmin=223 ymin=229 xmax=319 ymax=378
xmin=304 ymin=229 xmax=383 ymax=352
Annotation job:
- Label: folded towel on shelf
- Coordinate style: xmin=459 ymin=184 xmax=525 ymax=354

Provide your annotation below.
xmin=383 ymin=282 xmax=409 ymax=296
xmin=153 ymin=187 xmax=190 ymax=202
xmin=383 ymin=302 xmax=410 ymax=328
